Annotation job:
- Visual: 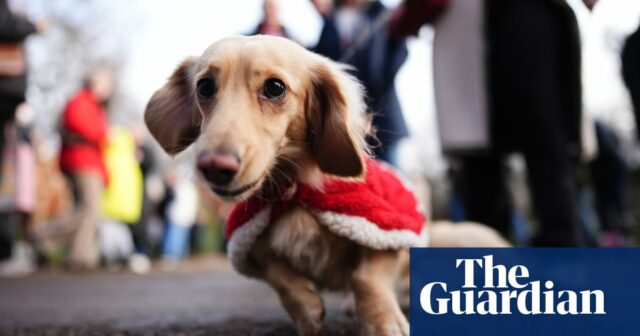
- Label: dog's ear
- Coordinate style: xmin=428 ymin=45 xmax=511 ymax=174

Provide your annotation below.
xmin=145 ymin=58 xmax=201 ymax=155
xmin=306 ymin=60 xmax=366 ymax=178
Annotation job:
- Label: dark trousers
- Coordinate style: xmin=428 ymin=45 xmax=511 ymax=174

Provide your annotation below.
xmin=460 ymin=143 xmax=581 ymax=246
xmin=589 ymin=122 xmax=630 ymax=232
xmin=463 ymin=0 xmax=582 ymax=246
xmin=0 ymin=98 xmax=21 ymax=183
xmin=0 ymin=212 xmax=19 ymax=260
xmin=0 ymin=99 xmax=20 ymax=260
xmin=128 ymin=191 xmax=153 ymax=256
xmin=0 ymin=214 xmax=15 ymax=260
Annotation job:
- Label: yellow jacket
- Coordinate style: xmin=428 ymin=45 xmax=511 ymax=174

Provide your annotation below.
xmin=101 ymin=126 xmax=143 ymax=223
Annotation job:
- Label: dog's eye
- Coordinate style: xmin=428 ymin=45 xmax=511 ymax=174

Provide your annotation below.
xmin=196 ymin=78 xmax=215 ymax=101
xmin=263 ymin=78 xmax=286 ymax=101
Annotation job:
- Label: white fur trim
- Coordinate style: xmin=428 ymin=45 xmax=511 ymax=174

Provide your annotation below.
xmin=228 ymin=207 xmax=427 ymax=275
xmin=227 ymin=207 xmax=272 ymax=275
xmin=315 ymin=211 xmax=427 ymax=250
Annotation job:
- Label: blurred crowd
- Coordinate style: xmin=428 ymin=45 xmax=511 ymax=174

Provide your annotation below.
xmin=1 ymin=0 xmax=640 ymax=277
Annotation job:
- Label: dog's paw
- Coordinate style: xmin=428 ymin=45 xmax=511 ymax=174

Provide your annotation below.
xmin=294 ymin=307 xmax=324 ymax=336
xmin=292 ymin=298 xmax=325 ymax=336
xmin=295 ymin=320 xmax=322 ymax=336
xmin=360 ymin=310 xmax=409 ymax=336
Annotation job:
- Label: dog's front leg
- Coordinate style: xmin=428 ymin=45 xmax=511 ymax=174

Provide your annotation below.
xmin=263 ymin=260 xmax=325 ymax=336
xmin=351 ymin=249 xmax=409 ymax=336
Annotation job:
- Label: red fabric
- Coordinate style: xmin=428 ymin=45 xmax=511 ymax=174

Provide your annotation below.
xmin=389 ymin=0 xmax=451 ymax=38
xmin=59 ymin=90 xmax=108 ymax=184
xmin=227 ymin=159 xmax=425 ymax=240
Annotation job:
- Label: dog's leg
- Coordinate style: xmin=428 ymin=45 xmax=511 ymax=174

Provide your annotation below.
xmin=397 ymin=249 xmax=411 ymax=310
xmin=351 ymin=249 xmax=409 ymax=336
xmin=251 ymin=207 xmax=328 ymax=335
xmin=263 ymin=260 xmax=325 ymax=336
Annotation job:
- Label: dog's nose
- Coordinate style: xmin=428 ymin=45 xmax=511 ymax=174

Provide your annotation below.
xmin=197 ymin=150 xmax=240 ymax=186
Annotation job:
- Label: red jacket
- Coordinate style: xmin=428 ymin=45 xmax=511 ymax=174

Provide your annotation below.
xmin=59 ymin=90 xmax=108 ymax=184
xmin=226 ymin=159 xmax=426 ymax=275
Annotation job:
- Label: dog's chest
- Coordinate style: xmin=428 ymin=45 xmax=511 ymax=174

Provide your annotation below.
xmin=266 ymin=207 xmax=361 ymax=290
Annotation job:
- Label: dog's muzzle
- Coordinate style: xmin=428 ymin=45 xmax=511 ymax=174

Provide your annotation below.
xmin=196 ymin=149 xmax=240 ymax=186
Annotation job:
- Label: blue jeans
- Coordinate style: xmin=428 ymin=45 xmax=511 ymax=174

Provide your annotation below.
xmin=162 ymin=221 xmax=190 ymax=259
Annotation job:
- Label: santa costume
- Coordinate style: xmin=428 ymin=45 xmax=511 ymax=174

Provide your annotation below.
xmin=226 ymin=159 xmax=427 ymax=275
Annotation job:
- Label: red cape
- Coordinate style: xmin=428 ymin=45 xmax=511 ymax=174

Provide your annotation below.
xmin=227 ymin=159 xmax=426 ymax=275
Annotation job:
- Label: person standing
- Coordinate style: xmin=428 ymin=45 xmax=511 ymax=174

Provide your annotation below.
xmin=622 ymin=23 xmax=640 ymax=143
xmin=0 ymin=103 xmax=36 ymax=276
xmin=312 ymin=0 xmax=409 ymax=165
xmin=0 ymin=0 xmax=45 ymax=265
xmin=36 ymin=67 xmax=113 ymax=269
xmin=250 ymin=0 xmax=290 ymax=38
xmin=390 ymin=0 xmax=584 ymax=246
xmin=0 ymin=0 xmax=41 ymax=169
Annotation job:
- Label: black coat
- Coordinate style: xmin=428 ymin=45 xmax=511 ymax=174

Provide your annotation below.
xmin=486 ymin=0 xmax=582 ymax=158
xmin=622 ymin=24 xmax=640 ymax=140
xmin=313 ymin=1 xmax=409 ymax=156
xmin=0 ymin=0 xmax=36 ymax=43
xmin=0 ymin=0 xmax=36 ymax=120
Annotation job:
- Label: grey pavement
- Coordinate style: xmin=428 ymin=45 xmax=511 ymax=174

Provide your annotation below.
xmin=0 ymin=256 xmax=358 ymax=335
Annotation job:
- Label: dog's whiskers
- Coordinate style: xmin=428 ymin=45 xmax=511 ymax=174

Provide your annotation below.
xmin=276 ymin=155 xmax=303 ymax=175
xmin=267 ymin=165 xmax=294 ymax=200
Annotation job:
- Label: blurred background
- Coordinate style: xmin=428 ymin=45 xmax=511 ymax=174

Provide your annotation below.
xmin=1 ymin=0 xmax=640 ymax=333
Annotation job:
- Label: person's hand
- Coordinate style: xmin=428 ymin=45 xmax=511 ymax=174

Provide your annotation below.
xmin=36 ymin=19 xmax=49 ymax=34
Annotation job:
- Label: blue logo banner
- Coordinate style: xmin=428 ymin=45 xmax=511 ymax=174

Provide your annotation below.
xmin=410 ymin=248 xmax=640 ymax=336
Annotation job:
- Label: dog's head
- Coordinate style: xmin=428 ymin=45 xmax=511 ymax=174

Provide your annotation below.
xmin=145 ymin=35 xmax=369 ymax=201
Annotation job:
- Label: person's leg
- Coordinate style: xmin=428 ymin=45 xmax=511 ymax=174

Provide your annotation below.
xmin=0 ymin=100 xmax=20 ymax=183
xmin=162 ymin=219 xmax=179 ymax=259
xmin=130 ymin=192 xmax=152 ymax=256
xmin=487 ymin=0 xmax=582 ymax=246
xmin=68 ymin=172 xmax=103 ymax=269
xmin=0 ymin=212 xmax=16 ymax=261
xmin=459 ymin=152 xmax=512 ymax=237
xmin=589 ymin=122 xmax=631 ymax=245
xmin=163 ymin=221 xmax=190 ymax=260
xmin=0 ymin=111 xmax=15 ymax=259
xmin=523 ymin=138 xmax=581 ymax=246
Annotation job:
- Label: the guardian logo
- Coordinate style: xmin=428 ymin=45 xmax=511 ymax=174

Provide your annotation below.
xmin=420 ymin=255 xmax=606 ymax=316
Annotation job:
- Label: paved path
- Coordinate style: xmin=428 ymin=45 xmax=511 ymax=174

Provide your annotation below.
xmin=0 ymin=256 xmax=358 ymax=335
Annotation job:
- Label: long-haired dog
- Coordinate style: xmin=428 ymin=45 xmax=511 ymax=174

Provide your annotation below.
xmin=145 ymin=35 xmax=508 ymax=336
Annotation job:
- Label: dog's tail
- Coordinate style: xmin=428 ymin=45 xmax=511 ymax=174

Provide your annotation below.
xmin=427 ymin=221 xmax=511 ymax=248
